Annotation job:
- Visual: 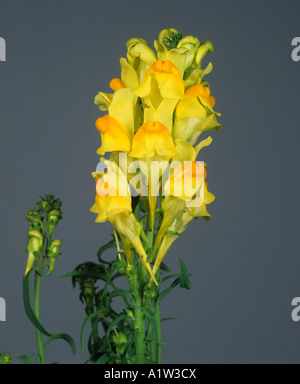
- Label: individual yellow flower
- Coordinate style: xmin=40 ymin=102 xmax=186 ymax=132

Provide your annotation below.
xmin=152 ymin=198 xmax=212 ymax=276
xmin=95 ymin=58 xmax=142 ymax=134
xmin=129 ymin=121 xmax=178 ymax=228
xmin=91 ymin=161 xmax=157 ymax=284
xmin=96 ymin=115 xmax=132 ymax=155
xmin=151 ymin=162 xmax=214 ymax=261
xmin=134 ymin=60 xmax=185 ymax=132
xmin=129 ymin=120 xmax=178 ymax=159
xmin=172 ymin=84 xmax=221 ymax=145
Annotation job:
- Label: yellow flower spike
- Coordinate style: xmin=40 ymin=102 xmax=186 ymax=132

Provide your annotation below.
xmin=129 ymin=121 xmax=178 ymax=228
xmin=96 ymin=115 xmax=132 ymax=155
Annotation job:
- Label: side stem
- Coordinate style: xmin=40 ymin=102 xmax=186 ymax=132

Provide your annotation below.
xmin=33 ymin=269 xmax=46 ymax=364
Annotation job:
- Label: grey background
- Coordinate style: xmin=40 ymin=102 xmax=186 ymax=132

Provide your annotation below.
xmin=0 ymin=0 xmax=300 ymax=364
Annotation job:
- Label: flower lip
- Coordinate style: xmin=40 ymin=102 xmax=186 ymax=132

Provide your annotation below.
xmin=129 ymin=120 xmax=178 ymax=159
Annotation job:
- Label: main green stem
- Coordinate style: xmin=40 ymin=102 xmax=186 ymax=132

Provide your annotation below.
xmin=154 ymin=268 xmax=162 ymax=364
xmin=33 ymin=270 xmax=46 ymax=364
xmin=134 ymin=262 xmax=146 ymax=364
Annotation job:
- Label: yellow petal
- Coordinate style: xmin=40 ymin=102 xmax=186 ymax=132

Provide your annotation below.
xmin=120 ymin=58 xmax=139 ymax=89
xmin=173 ymin=139 xmax=196 ymax=162
xmin=108 ymin=88 xmax=138 ymax=139
xmin=129 ymin=121 xmax=178 ymax=159
xmin=164 ymin=162 xmax=206 ymax=201
xmin=110 ymin=78 xmax=126 ymax=91
xmin=96 ymin=115 xmax=131 ymax=155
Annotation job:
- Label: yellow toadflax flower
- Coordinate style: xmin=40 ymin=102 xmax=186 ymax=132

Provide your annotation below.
xmin=95 ymin=115 xmax=132 ymax=155
xmin=129 ymin=120 xmax=178 ymax=228
xmin=90 ymin=160 xmax=157 ymax=284
xmin=134 ymin=60 xmax=185 ymax=132
xmin=172 ymin=84 xmax=221 ymax=145
xmin=151 ymin=162 xmax=215 ymax=262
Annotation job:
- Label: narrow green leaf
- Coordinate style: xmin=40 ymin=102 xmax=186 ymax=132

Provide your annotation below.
xmin=110 ymin=289 xmax=132 ymax=300
xmin=160 ymin=262 xmax=172 ymax=273
xmin=17 ymin=353 xmax=35 ymax=365
xmin=157 ymin=278 xmax=180 ymax=304
xmin=106 ymin=315 xmax=129 ymax=350
xmin=80 ymin=312 xmax=100 ymax=351
xmin=161 ymin=317 xmax=177 ymax=323
xmin=23 ymin=273 xmax=52 ymax=337
xmin=97 ymin=239 xmax=117 ymax=264
xmin=43 ymin=333 xmax=76 ymax=355
xmin=95 ymin=353 xmax=110 ymax=364
xmin=179 ymin=258 xmax=192 ymax=290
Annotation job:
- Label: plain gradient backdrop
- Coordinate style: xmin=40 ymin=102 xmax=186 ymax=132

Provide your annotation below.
xmin=1 ymin=0 xmax=300 ymax=364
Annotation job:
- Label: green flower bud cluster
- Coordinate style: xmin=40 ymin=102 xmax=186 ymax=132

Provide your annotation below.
xmin=24 ymin=195 xmax=63 ymax=276
xmin=114 ymin=258 xmax=127 ymax=275
xmin=143 ymin=282 xmax=158 ymax=301
xmin=0 ymin=353 xmax=13 ymax=365
xmin=125 ymin=264 xmax=137 ymax=283
xmin=112 ymin=332 xmax=127 ymax=355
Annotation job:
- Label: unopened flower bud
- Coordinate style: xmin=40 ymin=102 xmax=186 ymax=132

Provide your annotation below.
xmin=26 ymin=210 xmax=41 ymax=229
xmin=47 ymin=210 xmax=62 ymax=234
xmin=177 ymin=35 xmax=201 ymax=70
xmin=195 ymin=41 xmax=214 ymax=65
xmin=25 ymin=230 xmax=44 ymax=277
xmin=47 ymin=239 xmax=63 ymax=272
